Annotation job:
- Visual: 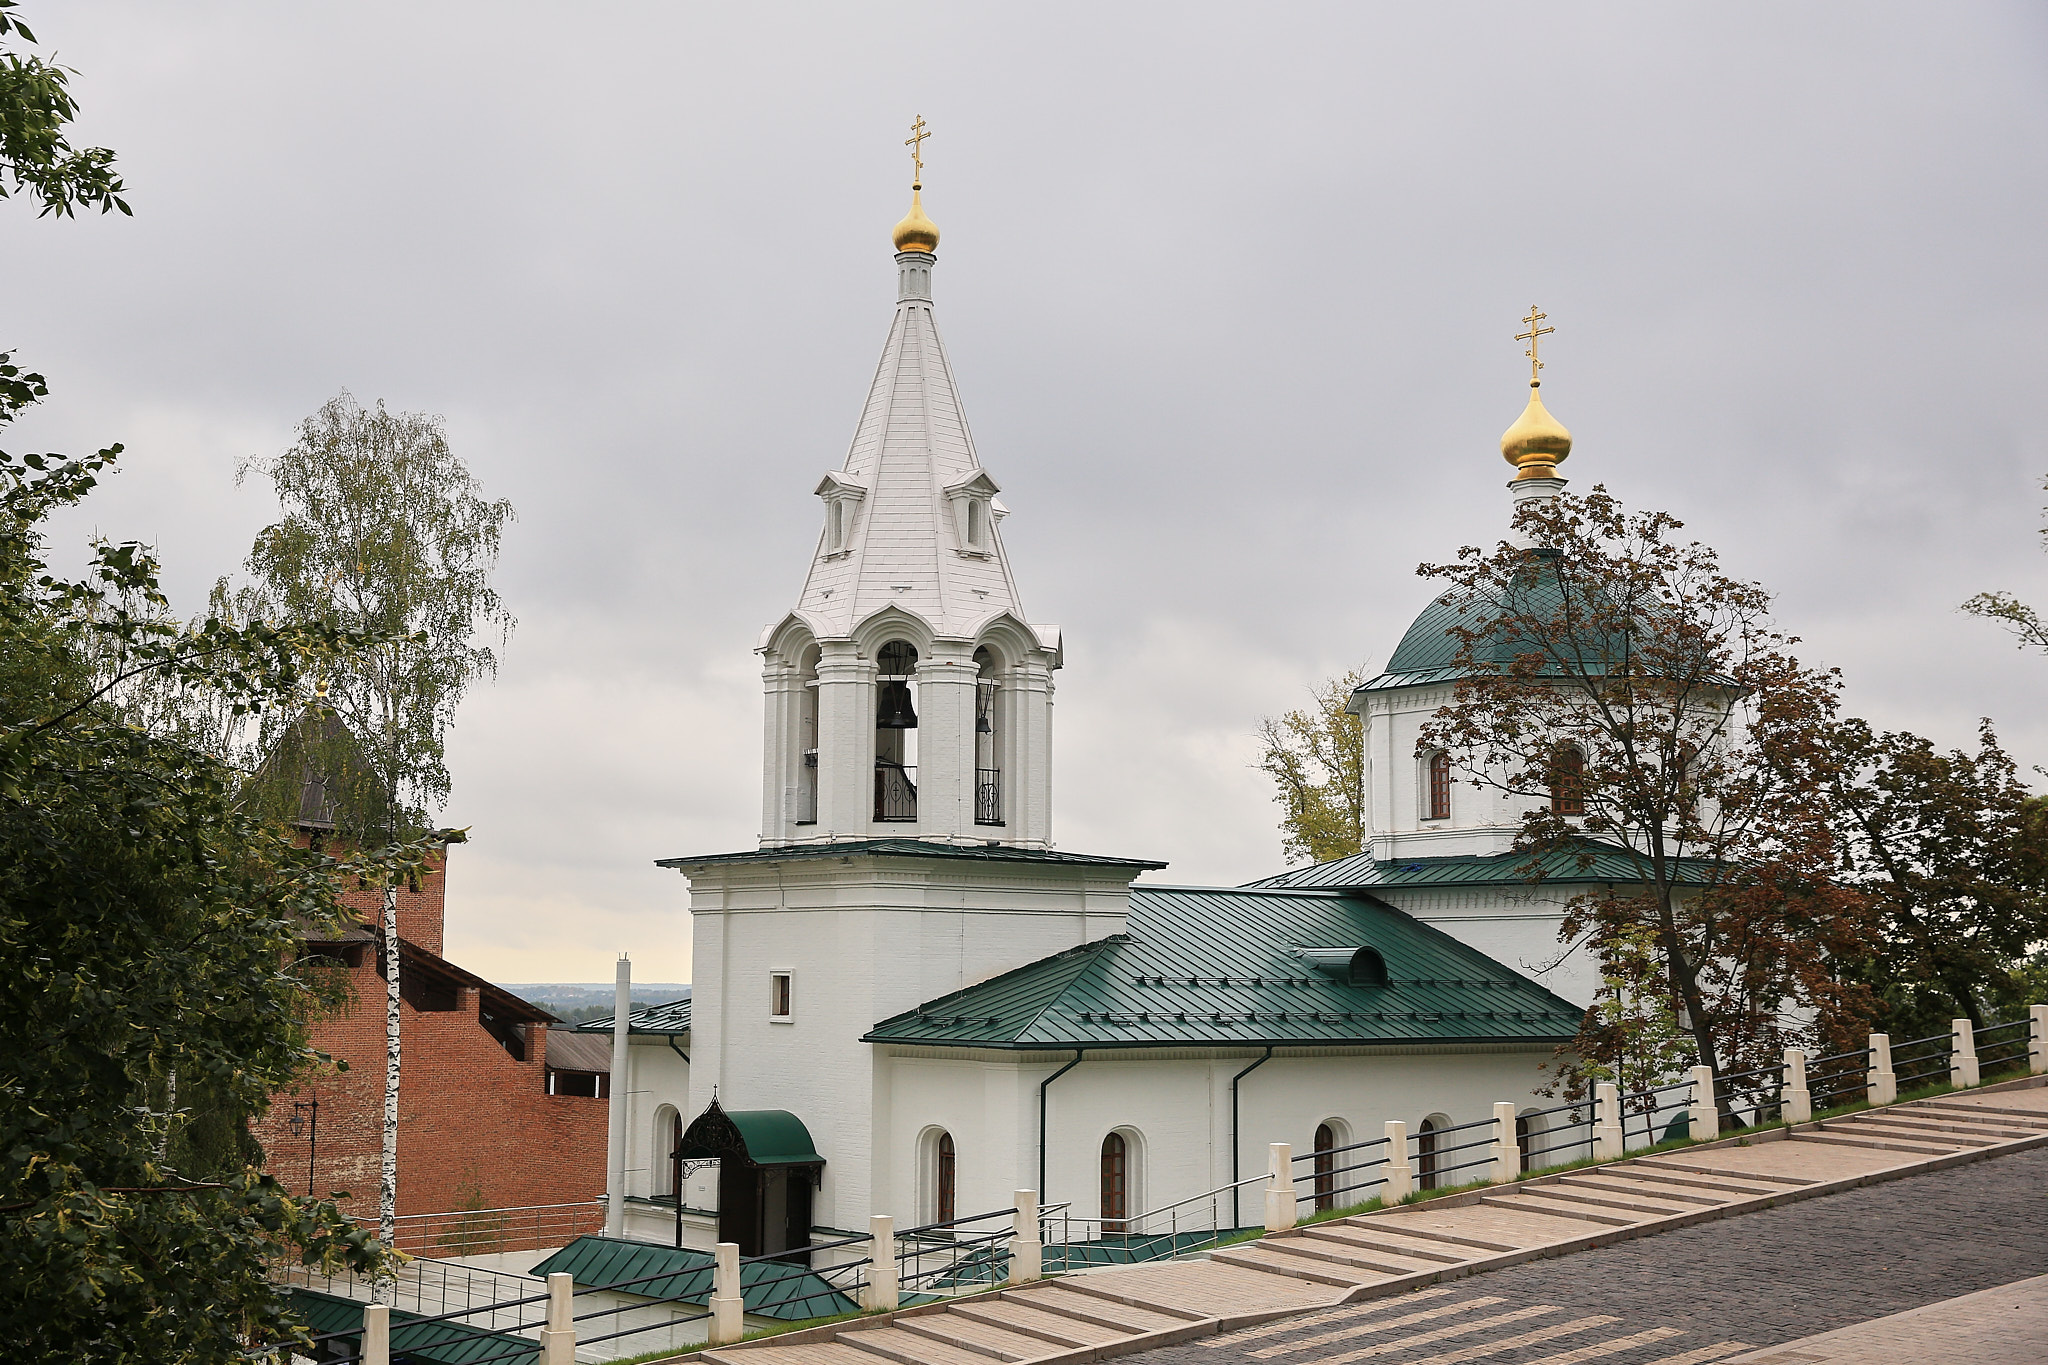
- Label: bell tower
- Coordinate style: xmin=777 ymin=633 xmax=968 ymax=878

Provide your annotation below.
xmin=757 ymin=128 xmax=1060 ymax=848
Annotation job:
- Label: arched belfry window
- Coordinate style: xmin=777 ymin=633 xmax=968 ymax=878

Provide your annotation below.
xmin=1426 ymin=752 xmax=1452 ymax=821
xmin=795 ymin=644 xmax=820 ymax=826
xmin=1550 ymin=745 xmax=1586 ymax=816
xmin=973 ymin=646 xmax=1001 ymax=826
xmin=874 ymin=640 xmax=918 ymax=822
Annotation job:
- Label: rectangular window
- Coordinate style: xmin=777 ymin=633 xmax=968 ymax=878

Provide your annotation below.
xmin=770 ymin=971 xmax=794 ymax=1022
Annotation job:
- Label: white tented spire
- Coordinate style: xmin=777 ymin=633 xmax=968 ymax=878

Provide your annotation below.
xmin=792 ymin=254 xmax=1033 ymax=639
xmin=757 ymin=232 xmax=1060 ymax=850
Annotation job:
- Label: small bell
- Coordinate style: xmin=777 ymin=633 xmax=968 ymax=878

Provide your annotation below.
xmin=876 ymin=680 xmax=919 ymax=729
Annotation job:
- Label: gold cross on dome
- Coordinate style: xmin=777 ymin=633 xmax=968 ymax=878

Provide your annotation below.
xmin=1516 ymin=305 xmax=1555 ymax=384
xmin=905 ymin=115 xmax=930 ymax=185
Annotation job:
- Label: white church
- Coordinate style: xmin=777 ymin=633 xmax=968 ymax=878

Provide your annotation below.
xmin=592 ymin=156 xmax=1646 ymax=1260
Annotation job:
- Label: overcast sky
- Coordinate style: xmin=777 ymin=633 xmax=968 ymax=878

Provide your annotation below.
xmin=11 ymin=4 xmax=2047 ymax=984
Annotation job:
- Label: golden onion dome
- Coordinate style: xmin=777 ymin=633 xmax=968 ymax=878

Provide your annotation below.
xmin=1500 ymin=382 xmax=1573 ymax=480
xmin=892 ymin=186 xmax=940 ymax=254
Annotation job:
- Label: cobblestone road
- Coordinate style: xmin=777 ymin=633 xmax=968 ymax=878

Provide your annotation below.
xmin=1135 ymin=1144 xmax=2048 ymax=1365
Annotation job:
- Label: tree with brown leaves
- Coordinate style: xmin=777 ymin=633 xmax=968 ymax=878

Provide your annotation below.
xmin=1415 ymin=486 xmax=1876 ymax=1094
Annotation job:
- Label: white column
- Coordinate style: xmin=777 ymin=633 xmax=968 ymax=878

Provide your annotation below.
xmin=1687 ymin=1066 xmax=1716 ymax=1141
xmin=1952 ymin=1018 xmax=1979 ymax=1089
xmin=1867 ymin=1033 xmax=1896 ymax=1106
xmin=1781 ymin=1048 xmax=1811 ymax=1125
xmin=863 ymin=1215 xmax=898 ymax=1310
xmin=1263 ymin=1142 xmax=1295 ymax=1231
xmin=605 ymin=954 xmax=630 ymax=1237
xmin=915 ymin=641 xmax=975 ymax=839
xmin=1593 ymin=1082 xmax=1623 ymax=1160
xmin=710 ymin=1242 xmax=744 ymax=1346
xmin=2030 ymin=1005 xmax=2048 ymax=1076
xmin=1381 ymin=1121 xmax=1413 ymax=1202
xmin=1009 ymin=1190 xmax=1041 ymax=1284
xmin=362 ymin=1303 xmax=390 ymax=1365
xmin=814 ymin=643 xmax=872 ymax=837
xmin=1490 ymin=1103 xmax=1519 ymax=1183
xmin=759 ymin=656 xmax=801 ymax=843
xmin=538 ymin=1272 xmax=575 ymax=1365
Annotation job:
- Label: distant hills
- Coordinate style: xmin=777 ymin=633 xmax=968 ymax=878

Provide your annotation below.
xmin=500 ymin=982 xmax=691 ymax=1024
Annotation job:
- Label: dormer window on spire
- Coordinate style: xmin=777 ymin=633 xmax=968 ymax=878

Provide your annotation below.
xmin=943 ymin=470 xmax=1000 ymax=558
xmin=815 ymin=472 xmax=868 ymax=558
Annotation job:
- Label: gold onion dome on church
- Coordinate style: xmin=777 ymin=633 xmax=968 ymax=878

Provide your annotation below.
xmin=892 ymin=186 xmax=940 ymax=254
xmin=1501 ymin=382 xmax=1572 ymax=480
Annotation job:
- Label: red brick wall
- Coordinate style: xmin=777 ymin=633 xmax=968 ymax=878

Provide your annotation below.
xmin=255 ymin=961 xmax=607 ymax=1241
xmin=329 ymin=845 xmax=448 ymax=956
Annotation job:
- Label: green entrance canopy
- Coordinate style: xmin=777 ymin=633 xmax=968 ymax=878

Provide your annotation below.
xmin=677 ymin=1101 xmax=823 ymax=1167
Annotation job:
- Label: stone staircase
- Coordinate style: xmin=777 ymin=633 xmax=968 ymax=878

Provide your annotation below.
xmin=692 ymin=1082 xmax=2048 ymax=1365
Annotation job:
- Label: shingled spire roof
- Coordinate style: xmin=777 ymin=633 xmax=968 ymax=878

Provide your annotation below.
xmin=783 ymin=247 xmax=1048 ymax=648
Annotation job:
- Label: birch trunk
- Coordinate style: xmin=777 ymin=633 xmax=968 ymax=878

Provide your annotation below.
xmin=375 ymin=879 xmax=401 ymax=1301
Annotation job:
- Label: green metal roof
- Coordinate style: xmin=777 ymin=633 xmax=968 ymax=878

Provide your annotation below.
xmin=1358 ymin=555 xmax=1633 ymax=693
xmin=1245 ymin=841 xmax=1719 ymax=891
xmin=286 ymin=1288 xmax=536 ymax=1364
xmin=575 ymin=995 xmax=692 ymax=1035
xmin=863 ymin=885 xmax=1582 ymax=1049
xmin=528 ymin=1235 xmax=855 ymax=1320
xmin=657 ymin=839 xmax=1166 ymax=872
xmin=726 ymin=1109 xmax=824 ymax=1166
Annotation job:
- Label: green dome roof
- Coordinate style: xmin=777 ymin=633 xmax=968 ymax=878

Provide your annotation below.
xmin=1362 ymin=555 xmax=1632 ymax=693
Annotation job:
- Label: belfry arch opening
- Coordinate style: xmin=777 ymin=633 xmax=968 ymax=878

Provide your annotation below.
xmin=974 ymin=646 xmax=1002 ymax=826
xmin=795 ymin=643 xmax=820 ymax=825
xmin=874 ymin=639 xmax=919 ymax=822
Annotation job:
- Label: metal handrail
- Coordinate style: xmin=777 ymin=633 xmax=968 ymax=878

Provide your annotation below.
xmin=1978 ymin=1018 xmax=2031 ymax=1035
xmin=1290 ymin=1133 xmax=1391 ymax=1163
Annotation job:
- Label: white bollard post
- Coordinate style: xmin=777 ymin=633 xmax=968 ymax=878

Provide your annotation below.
xmin=1687 ymin=1066 xmax=1717 ymax=1141
xmin=1382 ymin=1121 xmax=1413 ymax=1203
xmin=1264 ymin=1142 xmax=1295 ymax=1231
xmin=1010 ymin=1190 xmax=1041 ymax=1285
xmin=1781 ymin=1048 xmax=1811 ymax=1125
xmin=538 ymin=1272 xmax=575 ymax=1365
xmin=1593 ymin=1082 xmax=1624 ymax=1160
xmin=709 ymin=1241 xmax=744 ymax=1346
xmin=1490 ymin=1103 xmax=1519 ymax=1183
xmin=362 ymin=1303 xmax=390 ymax=1365
xmin=863 ymin=1214 xmax=898 ymax=1310
xmin=2031 ymin=1005 xmax=2048 ymax=1076
xmin=1952 ymin=1018 xmax=1980 ymax=1089
xmin=1867 ymin=1033 xmax=1896 ymax=1107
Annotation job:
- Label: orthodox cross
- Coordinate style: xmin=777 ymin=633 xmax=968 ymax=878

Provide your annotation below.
xmin=1516 ymin=305 xmax=1554 ymax=383
xmin=905 ymin=115 xmax=930 ymax=186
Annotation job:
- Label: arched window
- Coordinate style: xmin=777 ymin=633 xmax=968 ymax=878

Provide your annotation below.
xmin=966 ymin=498 xmax=985 ymax=549
xmin=654 ymin=1105 xmax=682 ymax=1199
xmin=973 ymin=646 xmax=1001 ymax=826
xmin=1417 ymin=1115 xmax=1446 ymax=1190
xmin=1100 ymin=1132 xmax=1129 ymax=1234
xmin=1516 ymin=1113 xmax=1534 ymax=1173
xmin=1550 ymin=745 xmax=1585 ymax=816
xmin=1347 ymin=947 xmax=1389 ymax=987
xmin=1426 ymin=752 xmax=1452 ymax=821
xmin=874 ymin=640 xmax=919 ymax=822
xmin=1313 ymin=1123 xmax=1338 ymax=1212
xmin=935 ymin=1131 xmax=956 ymax=1224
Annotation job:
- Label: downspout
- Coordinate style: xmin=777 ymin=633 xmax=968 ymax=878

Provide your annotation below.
xmin=1229 ymin=1046 xmax=1274 ymax=1229
xmin=666 ymin=1035 xmax=689 ymax=1249
xmin=1038 ymin=1050 xmax=1084 ymax=1204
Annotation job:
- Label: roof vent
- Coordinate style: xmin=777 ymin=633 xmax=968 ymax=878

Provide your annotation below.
xmin=1298 ymin=946 xmax=1389 ymax=987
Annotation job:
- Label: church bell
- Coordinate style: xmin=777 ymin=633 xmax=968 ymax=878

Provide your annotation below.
xmin=876 ymin=680 xmax=918 ymax=729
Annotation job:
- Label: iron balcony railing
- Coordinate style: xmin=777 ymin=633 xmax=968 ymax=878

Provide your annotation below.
xmin=974 ymin=768 xmax=1002 ymax=825
xmin=874 ymin=760 xmax=917 ymax=822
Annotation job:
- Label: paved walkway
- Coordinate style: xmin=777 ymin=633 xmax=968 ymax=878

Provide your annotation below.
xmin=695 ymin=1082 xmax=2048 ymax=1365
xmin=1719 ymin=1273 xmax=2048 ymax=1365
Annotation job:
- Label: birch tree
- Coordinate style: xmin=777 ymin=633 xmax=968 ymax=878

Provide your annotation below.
xmin=236 ymin=393 xmax=514 ymax=1266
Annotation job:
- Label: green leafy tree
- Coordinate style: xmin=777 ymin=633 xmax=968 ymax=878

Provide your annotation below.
xmin=1963 ymin=473 xmax=2048 ymax=653
xmin=0 ymin=1 xmax=128 ymax=216
xmin=0 ymin=356 xmax=415 ymax=1360
xmin=1831 ymin=719 xmax=2048 ymax=1033
xmin=231 ymin=392 xmax=515 ymax=1262
xmin=1416 ymin=488 xmax=1876 ymax=1094
xmin=1255 ymin=669 xmax=1366 ymax=864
